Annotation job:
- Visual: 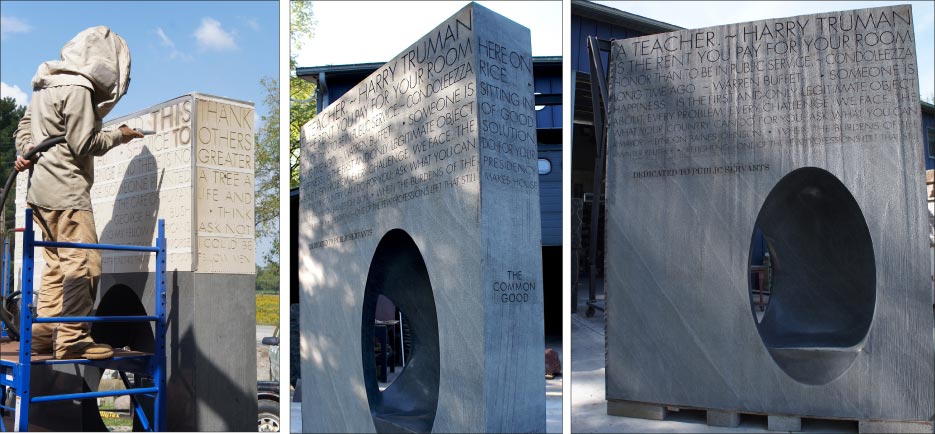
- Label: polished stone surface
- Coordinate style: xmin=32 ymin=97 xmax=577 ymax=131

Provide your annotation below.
xmin=604 ymin=4 xmax=932 ymax=425
xmin=299 ymin=3 xmax=544 ymax=432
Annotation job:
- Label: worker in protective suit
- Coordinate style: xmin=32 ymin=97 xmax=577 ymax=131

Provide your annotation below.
xmin=13 ymin=26 xmax=144 ymax=360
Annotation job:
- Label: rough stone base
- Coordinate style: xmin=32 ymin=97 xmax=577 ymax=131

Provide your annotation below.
xmin=858 ymin=420 xmax=934 ymax=434
xmin=707 ymin=410 xmax=741 ymax=427
xmin=606 ymin=400 xmax=667 ymax=420
xmin=768 ymin=415 xmax=801 ymax=431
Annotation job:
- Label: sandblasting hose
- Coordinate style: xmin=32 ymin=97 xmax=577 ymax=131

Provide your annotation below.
xmin=1 ymin=135 xmax=68 ymax=214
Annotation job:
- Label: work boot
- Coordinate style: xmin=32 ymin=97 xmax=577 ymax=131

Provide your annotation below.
xmin=58 ymin=343 xmax=114 ymax=360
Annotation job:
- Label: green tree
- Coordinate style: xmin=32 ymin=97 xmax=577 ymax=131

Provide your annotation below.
xmin=0 ymin=97 xmax=26 ymax=225
xmin=254 ymin=75 xmax=280 ymax=291
xmin=290 ymin=0 xmax=317 ymax=188
xmin=255 ymin=260 xmax=281 ymax=293
xmin=256 ymin=76 xmax=279 ymax=242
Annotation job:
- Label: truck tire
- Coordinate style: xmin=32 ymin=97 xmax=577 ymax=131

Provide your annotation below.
xmin=258 ymin=399 xmax=279 ymax=432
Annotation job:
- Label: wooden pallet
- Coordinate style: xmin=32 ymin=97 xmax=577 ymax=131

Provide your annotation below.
xmin=607 ymin=399 xmax=934 ymax=433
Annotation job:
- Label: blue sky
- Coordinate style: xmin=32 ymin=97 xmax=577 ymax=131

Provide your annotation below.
xmin=1 ymin=1 xmax=279 ymax=117
xmin=0 ymin=0 xmax=280 ymax=264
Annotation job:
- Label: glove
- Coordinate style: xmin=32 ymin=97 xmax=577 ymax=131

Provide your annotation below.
xmin=118 ymin=124 xmax=145 ymax=144
xmin=14 ymin=146 xmax=35 ymax=172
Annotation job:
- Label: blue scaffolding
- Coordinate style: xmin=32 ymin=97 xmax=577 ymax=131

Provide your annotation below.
xmin=0 ymin=208 xmax=167 ymax=431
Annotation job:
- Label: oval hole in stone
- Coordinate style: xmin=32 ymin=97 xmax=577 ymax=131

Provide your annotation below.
xmin=749 ymin=167 xmax=875 ymax=385
xmin=93 ymin=284 xmax=155 ymax=353
xmin=89 ymin=284 xmax=156 ymax=431
xmin=361 ymin=229 xmax=440 ymax=433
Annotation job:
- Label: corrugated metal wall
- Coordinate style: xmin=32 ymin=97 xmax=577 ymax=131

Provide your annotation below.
xmin=539 ymin=145 xmax=563 ymax=246
xmin=571 ymin=14 xmax=645 ymax=73
xmin=535 ymin=74 xmax=562 ymax=129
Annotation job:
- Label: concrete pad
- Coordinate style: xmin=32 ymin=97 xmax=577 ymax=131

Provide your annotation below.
xmin=708 ymin=410 xmax=741 ymax=428
xmin=768 ymin=416 xmax=801 ymax=432
xmin=545 ymin=336 xmax=563 ymax=434
xmin=607 ymin=401 xmax=667 ymax=420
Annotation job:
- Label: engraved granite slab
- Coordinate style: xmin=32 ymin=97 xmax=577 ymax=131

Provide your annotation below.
xmin=299 ymin=3 xmax=545 ymax=432
xmin=603 ymin=5 xmax=933 ymax=425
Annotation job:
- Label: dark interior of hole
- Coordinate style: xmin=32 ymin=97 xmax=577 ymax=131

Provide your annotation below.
xmin=749 ymin=167 xmax=876 ymax=385
xmin=89 ymin=284 xmax=156 ymax=431
xmin=92 ymin=284 xmax=155 ymax=353
xmin=361 ymin=229 xmax=440 ymax=434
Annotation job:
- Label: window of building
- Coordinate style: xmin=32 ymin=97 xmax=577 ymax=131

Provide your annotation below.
xmin=534 ymin=92 xmax=545 ymax=111
xmin=538 ymin=158 xmax=552 ymax=175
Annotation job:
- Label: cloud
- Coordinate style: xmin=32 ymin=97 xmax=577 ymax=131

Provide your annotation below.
xmin=0 ymin=16 xmax=31 ymax=40
xmin=194 ymin=17 xmax=237 ymax=51
xmin=245 ymin=18 xmax=261 ymax=32
xmin=155 ymin=27 xmax=192 ymax=60
xmin=0 ymin=82 xmax=29 ymax=107
xmin=156 ymin=27 xmax=173 ymax=47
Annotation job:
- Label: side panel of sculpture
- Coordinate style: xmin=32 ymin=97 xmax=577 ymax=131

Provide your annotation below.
xmin=193 ymin=95 xmax=256 ymax=274
xmin=474 ymin=7 xmax=545 ymax=433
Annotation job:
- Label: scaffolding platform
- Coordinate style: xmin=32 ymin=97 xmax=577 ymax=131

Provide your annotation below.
xmin=0 ymin=339 xmax=151 ymax=369
xmin=0 ymin=209 xmax=166 ymax=431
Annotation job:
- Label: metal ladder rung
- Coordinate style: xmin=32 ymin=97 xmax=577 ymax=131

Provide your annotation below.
xmin=30 ymin=387 xmax=159 ymax=403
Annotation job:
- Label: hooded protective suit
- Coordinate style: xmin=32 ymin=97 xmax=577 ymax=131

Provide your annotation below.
xmin=12 ymin=26 xmax=131 ymax=360
xmin=14 ymin=25 xmax=131 ymax=210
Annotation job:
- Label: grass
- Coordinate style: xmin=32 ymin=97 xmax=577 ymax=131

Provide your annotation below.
xmin=102 ymin=416 xmax=133 ymax=429
xmin=256 ymin=293 xmax=280 ymax=326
